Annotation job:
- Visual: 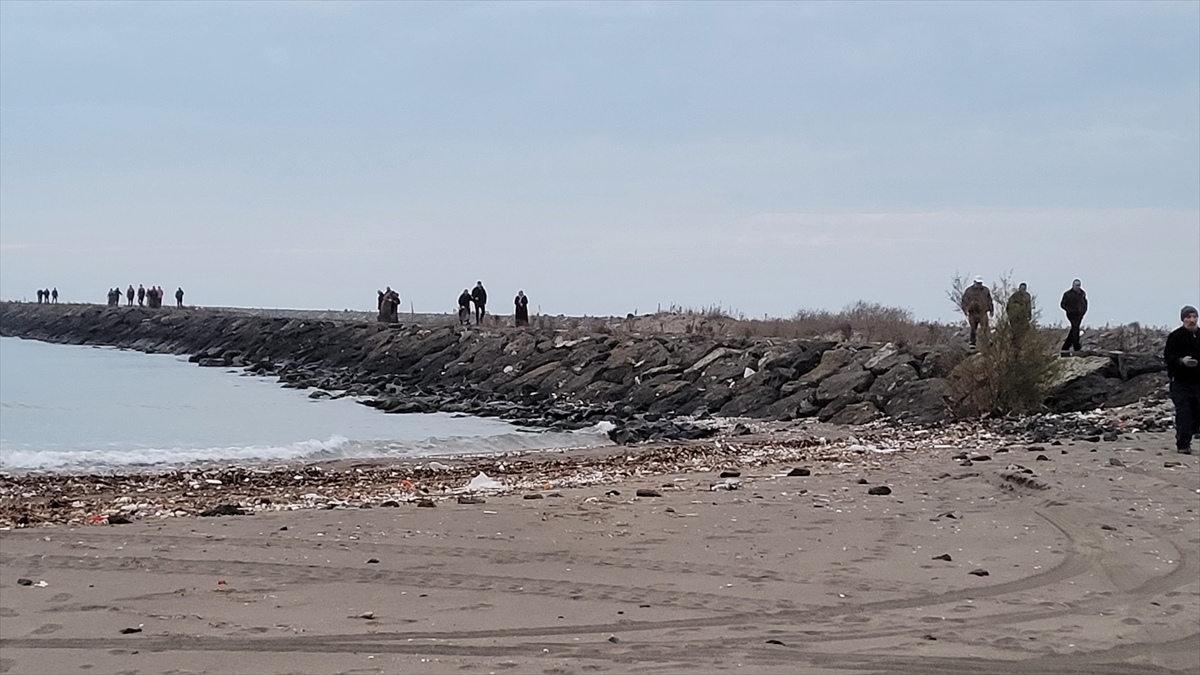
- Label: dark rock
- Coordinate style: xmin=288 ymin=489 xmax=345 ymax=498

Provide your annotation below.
xmin=883 ymin=379 xmax=953 ymax=425
xmin=605 ymin=490 xmax=621 ymax=496
xmin=970 ymin=455 xmax=991 ymax=461
xmin=457 ymin=495 xmax=486 ymax=505
xmin=106 ymin=514 xmax=133 ymax=524
xmin=119 ymin=627 xmax=142 ymax=634
xmin=199 ymin=504 xmax=245 ymax=517
xmin=868 ymin=363 xmax=919 ymax=397
xmin=523 ymin=493 xmax=545 ymax=500
xmin=416 ymin=499 xmax=436 ymax=508
xmin=787 ymin=468 xmax=811 ymax=477
xmin=1036 ymin=454 xmax=1049 ymax=461
xmin=635 ymin=489 xmax=662 ymax=498
xmin=1108 ymin=457 xmax=1125 ymax=467
xmin=719 ymin=470 xmax=741 ymax=478
xmin=828 ymin=401 xmax=883 ymax=425
xmin=856 ymin=478 xmax=869 ymax=484
xmin=608 ymin=636 xmax=620 ymax=644
xmin=16 ymin=578 xmax=33 ymax=586
xmin=366 ymin=558 xmax=380 ymax=564
xmin=765 ymin=639 xmax=786 ymax=645
xmin=968 ymin=568 xmax=989 ymax=577
xmin=817 ymin=391 xmax=863 ymax=422
xmin=380 ymin=500 xmax=401 ymax=507
xmin=932 ymin=554 xmax=952 ymax=561
xmin=867 ymin=486 xmax=892 ymax=495
xmin=815 ymin=366 xmax=874 ymax=404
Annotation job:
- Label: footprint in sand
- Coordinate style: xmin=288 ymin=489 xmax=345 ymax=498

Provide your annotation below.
xmin=30 ymin=624 xmax=62 ymax=635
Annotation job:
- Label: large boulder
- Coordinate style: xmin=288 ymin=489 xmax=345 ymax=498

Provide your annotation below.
xmin=815 ymin=365 xmax=874 ymax=404
xmin=868 ymin=363 xmax=919 ymax=398
xmin=764 ymin=389 xmax=820 ymax=419
xmin=884 ymin=378 xmax=953 ymax=424
xmin=797 ymin=349 xmax=854 ymax=385
xmin=1044 ymin=356 xmax=1117 ymax=412
xmin=719 ymin=386 xmax=779 ymax=417
xmin=1102 ymin=372 xmax=1167 ymax=408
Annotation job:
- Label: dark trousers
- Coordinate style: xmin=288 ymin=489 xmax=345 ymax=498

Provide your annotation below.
xmin=1170 ymin=380 xmax=1200 ymax=450
xmin=968 ymin=312 xmax=988 ymax=346
xmin=474 ymin=305 xmax=485 ymax=324
xmin=1062 ymin=314 xmax=1083 ymax=351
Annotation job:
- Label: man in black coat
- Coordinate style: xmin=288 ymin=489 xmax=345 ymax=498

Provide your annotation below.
xmin=1165 ymin=305 xmax=1200 ymax=454
xmin=471 ymin=281 xmax=487 ymax=325
xmin=1060 ymin=279 xmax=1088 ymax=353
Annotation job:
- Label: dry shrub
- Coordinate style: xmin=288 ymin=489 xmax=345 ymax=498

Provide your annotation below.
xmin=948 ymin=277 xmax=1062 ymax=417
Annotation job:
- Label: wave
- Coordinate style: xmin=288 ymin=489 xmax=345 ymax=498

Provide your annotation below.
xmin=0 ymin=423 xmax=615 ymax=474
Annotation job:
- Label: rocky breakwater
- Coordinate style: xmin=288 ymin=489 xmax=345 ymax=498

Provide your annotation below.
xmin=0 ymin=303 xmax=1170 ymax=444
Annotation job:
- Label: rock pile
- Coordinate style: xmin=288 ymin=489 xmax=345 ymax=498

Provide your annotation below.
xmin=0 ymin=303 xmax=1171 ymax=443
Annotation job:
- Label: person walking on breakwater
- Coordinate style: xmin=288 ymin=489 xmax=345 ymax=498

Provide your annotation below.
xmin=1007 ymin=282 xmax=1033 ymax=342
xmin=1060 ymin=279 xmax=1088 ymax=354
xmin=137 ymin=284 xmax=146 ymax=307
xmin=36 ymin=289 xmax=43 ymax=304
xmin=1165 ymin=305 xmax=1200 ymax=454
xmin=960 ymin=276 xmax=993 ymax=348
xmin=126 ymin=285 xmax=135 ymax=306
xmin=514 ymin=290 xmax=529 ymax=327
xmin=457 ymin=289 xmax=473 ymax=326
xmin=175 ymin=287 xmax=184 ymax=308
xmin=471 ymin=281 xmax=488 ymax=325
xmin=51 ymin=287 xmax=58 ymax=303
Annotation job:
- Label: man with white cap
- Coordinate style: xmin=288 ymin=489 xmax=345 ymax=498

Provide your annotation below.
xmin=960 ymin=276 xmax=993 ymax=348
xmin=1059 ymin=279 xmax=1088 ymax=354
xmin=1164 ymin=305 xmax=1200 ymax=454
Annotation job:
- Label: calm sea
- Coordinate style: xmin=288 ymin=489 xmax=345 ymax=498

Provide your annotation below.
xmin=0 ymin=337 xmax=611 ymax=473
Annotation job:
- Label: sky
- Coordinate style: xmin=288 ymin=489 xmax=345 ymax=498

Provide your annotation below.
xmin=1 ymin=1 xmax=1197 ymax=326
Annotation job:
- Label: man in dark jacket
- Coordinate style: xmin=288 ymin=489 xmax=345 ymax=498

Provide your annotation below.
xmin=960 ymin=276 xmax=993 ymax=347
xmin=1164 ymin=305 xmax=1200 ymax=453
xmin=471 ymin=281 xmax=487 ymax=325
xmin=1060 ymin=279 xmax=1088 ymax=353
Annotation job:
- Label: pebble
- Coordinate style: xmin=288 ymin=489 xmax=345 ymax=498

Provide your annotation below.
xmin=635 ymin=489 xmax=662 ymax=498
xmin=867 ymin=486 xmax=892 ymax=496
xmin=932 ymin=554 xmax=952 ymax=561
xmin=1109 ymin=458 xmax=1126 ymax=467
xmin=787 ymin=468 xmax=811 ymax=477
xmin=523 ymin=493 xmax=545 ymax=500
xmin=457 ymin=495 xmax=486 ymax=505
xmin=16 ymin=578 xmax=32 ymax=586
xmin=119 ymin=627 xmax=142 ymax=634
xmin=968 ymin=568 xmax=990 ymax=577
xmin=366 ymin=558 xmax=380 ymax=564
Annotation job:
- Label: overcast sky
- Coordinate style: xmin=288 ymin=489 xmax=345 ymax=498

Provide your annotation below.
xmin=2 ymin=1 xmax=1197 ymax=325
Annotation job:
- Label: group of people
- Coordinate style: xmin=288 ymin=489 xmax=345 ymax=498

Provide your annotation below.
xmin=451 ymin=282 xmax=531 ymax=327
xmin=35 ymin=288 xmax=58 ymax=303
xmin=958 ymin=276 xmax=1091 ymax=354
xmin=376 ymin=287 xmax=401 ymax=323
xmin=959 ymin=276 xmax=1198 ymax=455
xmin=107 ymin=284 xmax=184 ymax=308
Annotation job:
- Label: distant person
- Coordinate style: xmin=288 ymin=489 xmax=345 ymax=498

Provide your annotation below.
xmin=126 ymin=285 xmax=135 ymax=306
xmin=1059 ymin=278 xmax=1088 ymax=354
xmin=457 ymin=289 xmax=472 ymax=326
xmin=514 ymin=290 xmax=529 ymax=327
xmin=51 ymin=287 xmax=58 ymax=303
xmin=137 ymin=284 xmax=146 ymax=307
xmin=471 ymin=281 xmax=487 ymax=324
xmin=36 ymin=289 xmax=44 ymax=304
xmin=960 ymin=276 xmax=994 ymax=348
xmin=1165 ymin=305 xmax=1200 ymax=454
xmin=1007 ymin=282 xmax=1032 ymax=341
xmin=175 ymin=287 xmax=184 ymax=308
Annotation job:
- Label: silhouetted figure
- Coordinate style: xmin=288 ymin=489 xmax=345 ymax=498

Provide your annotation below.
xmin=51 ymin=287 xmax=58 ymax=303
xmin=36 ymin=289 xmax=44 ymax=304
xmin=514 ymin=290 xmax=529 ymax=327
xmin=175 ymin=287 xmax=184 ymax=308
xmin=126 ymin=285 xmax=135 ymax=306
xmin=457 ymin=289 xmax=472 ymax=326
xmin=471 ymin=281 xmax=487 ymax=325
xmin=106 ymin=288 xmax=120 ymax=307
xmin=1060 ymin=279 xmax=1087 ymax=354
xmin=1007 ymin=282 xmax=1032 ymax=342
xmin=960 ymin=276 xmax=994 ymax=348
xmin=137 ymin=284 xmax=146 ymax=307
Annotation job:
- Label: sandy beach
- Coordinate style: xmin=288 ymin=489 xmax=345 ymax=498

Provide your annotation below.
xmin=1 ymin=423 xmax=1197 ymax=675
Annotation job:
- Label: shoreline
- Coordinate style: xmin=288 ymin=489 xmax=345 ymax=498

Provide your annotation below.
xmin=2 ymin=425 xmax=1195 ymax=674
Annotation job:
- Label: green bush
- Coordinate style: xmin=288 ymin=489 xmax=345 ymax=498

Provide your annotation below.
xmin=948 ymin=275 xmax=1062 ymax=417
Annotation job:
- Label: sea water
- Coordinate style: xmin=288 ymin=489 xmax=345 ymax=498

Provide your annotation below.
xmin=0 ymin=337 xmax=611 ymax=473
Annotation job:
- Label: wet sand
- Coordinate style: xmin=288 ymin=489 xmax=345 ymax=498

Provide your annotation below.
xmin=1 ymin=428 xmax=1197 ymax=675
